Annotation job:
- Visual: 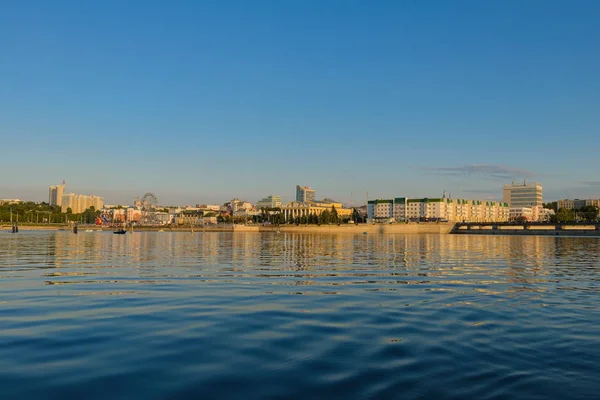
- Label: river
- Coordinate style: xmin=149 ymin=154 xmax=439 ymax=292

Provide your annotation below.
xmin=1 ymin=231 xmax=599 ymax=399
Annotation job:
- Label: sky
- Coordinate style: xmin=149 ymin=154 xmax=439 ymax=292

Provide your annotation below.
xmin=1 ymin=0 xmax=599 ymax=206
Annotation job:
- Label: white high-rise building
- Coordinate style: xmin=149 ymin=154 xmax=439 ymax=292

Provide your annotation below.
xmin=48 ymin=182 xmax=66 ymax=207
xmin=503 ymin=181 xmax=543 ymax=208
xmin=61 ymin=193 xmax=104 ymax=213
xmin=296 ymin=185 xmax=315 ymax=202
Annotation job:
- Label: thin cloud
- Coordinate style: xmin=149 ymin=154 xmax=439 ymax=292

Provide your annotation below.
xmin=422 ymin=164 xmax=534 ymax=181
xmin=581 ymin=180 xmax=600 ymax=187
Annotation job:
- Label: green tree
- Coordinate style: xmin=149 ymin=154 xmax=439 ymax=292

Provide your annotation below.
xmin=543 ymin=202 xmax=558 ymax=212
xmin=579 ymin=206 xmax=599 ymax=222
xmin=319 ymin=210 xmax=331 ymax=224
xmin=66 ymin=207 xmax=72 ymax=214
xmin=352 ymin=208 xmax=360 ymax=223
xmin=331 ymin=206 xmax=339 ymax=224
xmin=555 ymin=208 xmax=575 ymax=223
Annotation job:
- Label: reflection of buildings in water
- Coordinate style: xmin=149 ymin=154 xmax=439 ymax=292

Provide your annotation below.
xmin=53 ymin=231 xmax=105 ymax=269
xmin=231 ymin=232 xmax=261 ymax=269
xmin=278 ymin=233 xmax=356 ymax=271
xmin=200 ymin=232 xmax=220 ymax=267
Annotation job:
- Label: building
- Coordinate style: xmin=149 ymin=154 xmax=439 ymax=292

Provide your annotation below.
xmin=503 ymin=181 xmax=543 ymax=208
xmin=557 ymin=199 xmax=600 ymax=210
xmin=48 ymin=182 xmax=66 ymax=207
xmin=281 ymin=200 xmax=352 ymax=220
xmin=61 ymin=193 xmax=104 ymax=213
xmin=533 ymin=206 xmax=555 ymax=222
xmin=367 ymin=199 xmax=394 ymax=221
xmin=256 ymin=195 xmax=282 ymax=209
xmin=196 ymin=204 xmax=221 ymax=211
xmin=296 ymin=185 xmax=315 ymax=202
xmin=0 ymin=199 xmax=21 ymax=205
xmin=178 ymin=210 xmax=203 ymax=225
xmin=228 ymin=199 xmax=253 ymax=213
xmin=368 ymin=194 xmax=510 ymax=223
xmin=509 ymin=207 xmax=534 ymax=221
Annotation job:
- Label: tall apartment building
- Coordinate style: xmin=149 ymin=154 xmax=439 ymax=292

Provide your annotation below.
xmin=48 ymin=182 xmax=66 ymax=207
xmin=256 ymin=195 xmax=282 ymax=209
xmin=61 ymin=193 xmax=104 ymax=213
xmin=503 ymin=181 xmax=543 ymax=208
xmin=368 ymin=195 xmax=510 ymax=222
xmin=557 ymin=199 xmax=600 ymax=210
xmin=296 ymin=185 xmax=315 ymax=202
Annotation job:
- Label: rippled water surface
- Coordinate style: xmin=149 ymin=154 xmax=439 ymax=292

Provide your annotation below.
xmin=1 ymin=231 xmax=599 ymax=399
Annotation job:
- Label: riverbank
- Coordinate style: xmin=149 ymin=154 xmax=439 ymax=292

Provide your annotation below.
xmin=2 ymin=223 xmax=454 ymax=234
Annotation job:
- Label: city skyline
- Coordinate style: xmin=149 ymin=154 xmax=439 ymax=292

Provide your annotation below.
xmin=1 ymin=1 xmax=599 ymax=204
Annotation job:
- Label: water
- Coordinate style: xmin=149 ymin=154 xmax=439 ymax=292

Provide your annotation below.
xmin=1 ymin=231 xmax=599 ymax=399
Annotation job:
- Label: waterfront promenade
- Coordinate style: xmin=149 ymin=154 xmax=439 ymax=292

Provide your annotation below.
xmin=4 ymin=222 xmax=600 ymax=236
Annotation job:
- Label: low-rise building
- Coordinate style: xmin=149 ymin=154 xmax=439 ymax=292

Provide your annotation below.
xmin=367 ymin=199 xmax=394 ymax=220
xmin=557 ymin=199 xmax=600 ymax=210
xmin=281 ymin=200 xmax=352 ymax=220
xmin=509 ymin=207 xmax=533 ymax=221
xmin=368 ymin=194 xmax=510 ymax=222
xmin=533 ymin=206 xmax=555 ymax=222
xmin=256 ymin=195 xmax=282 ymax=209
xmin=0 ymin=199 xmax=22 ymax=205
xmin=196 ymin=204 xmax=221 ymax=211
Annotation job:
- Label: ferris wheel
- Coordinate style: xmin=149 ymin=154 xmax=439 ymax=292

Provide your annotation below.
xmin=141 ymin=192 xmax=158 ymax=210
xmin=139 ymin=193 xmax=159 ymax=225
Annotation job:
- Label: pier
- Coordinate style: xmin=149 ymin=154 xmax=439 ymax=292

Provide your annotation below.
xmin=453 ymin=222 xmax=600 ymax=236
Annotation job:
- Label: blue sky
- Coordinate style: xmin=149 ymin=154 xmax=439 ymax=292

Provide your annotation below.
xmin=1 ymin=0 xmax=599 ymax=205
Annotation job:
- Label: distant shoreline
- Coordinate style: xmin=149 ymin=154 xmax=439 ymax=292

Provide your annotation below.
xmin=3 ymin=223 xmax=600 ymax=237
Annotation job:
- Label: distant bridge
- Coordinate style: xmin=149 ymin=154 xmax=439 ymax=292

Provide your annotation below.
xmin=453 ymin=222 xmax=600 ymax=236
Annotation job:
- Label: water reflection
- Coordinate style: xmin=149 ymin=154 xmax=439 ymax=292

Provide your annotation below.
xmin=3 ymin=232 xmax=600 ymax=289
xmin=1 ymin=232 xmax=599 ymax=399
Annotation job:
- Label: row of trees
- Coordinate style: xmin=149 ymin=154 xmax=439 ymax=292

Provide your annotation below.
xmin=0 ymin=202 xmax=101 ymax=224
xmin=216 ymin=207 xmax=367 ymax=225
xmin=550 ymin=206 xmax=599 ymax=223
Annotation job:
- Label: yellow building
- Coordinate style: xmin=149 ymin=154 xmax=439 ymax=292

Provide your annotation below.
xmin=281 ymin=201 xmax=352 ymax=220
xmin=61 ymin=193 xmax=104 ymax=213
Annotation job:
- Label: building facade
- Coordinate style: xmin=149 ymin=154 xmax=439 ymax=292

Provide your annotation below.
xmin=296 ymin=185 xmax=315 ymax=202
xmin=282 ymin=201 xmax=352 ymax=220
xmin=367 ymin=199 xmax=394 ymax=220
xmin=256 ymin=195 xmax=282 ymax=209
xmin=61 ymin=193 xmax=104 ymax=213
xmin=503 ymin=181 xmax=543 ymax=208
xmin=49 ymin=182 xmax=66 ymax=207
xmin=368 ymin=196 xmax=510 ymax=223
xmin=557 ymin=199 xmax=600 ymax=210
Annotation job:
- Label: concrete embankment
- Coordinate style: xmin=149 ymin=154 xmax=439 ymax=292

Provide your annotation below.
xmin=239 ymin=223 xmax=454 ymax=234
xmin=3 ymin=223 xmax=455 ymax=234
xmin=453 ymin=224 xmax=600 ymax=237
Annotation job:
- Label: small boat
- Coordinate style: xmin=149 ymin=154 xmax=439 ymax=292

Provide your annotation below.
xmin=85 ymin=229 xmax=94 ymax=232
xmin=113 ymin=228 xmax=127 ymax=234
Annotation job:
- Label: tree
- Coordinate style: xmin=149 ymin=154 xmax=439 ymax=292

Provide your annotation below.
xmin=579 ymin=206 xmax=599 ymax=222
xmin=555 ymin=208 xmax=575 ymax=223
xmin=319 ymin=210 xmax=331 ymax=225
xmin=331 ymin=206 xmax=339 ymax=224
xmin=352 ymin=208 xmax=360 ymax=224
xmin=66 ymin=207 xmax=72 ymax=214
xmin=543 ymin=202 xmax=558 ymax=212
